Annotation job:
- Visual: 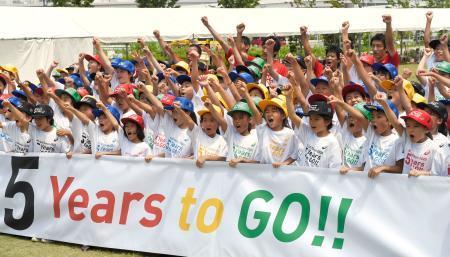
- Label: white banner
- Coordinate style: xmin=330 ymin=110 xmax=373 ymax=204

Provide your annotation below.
xmin=0 ymin=154 xmax=449 ymax=257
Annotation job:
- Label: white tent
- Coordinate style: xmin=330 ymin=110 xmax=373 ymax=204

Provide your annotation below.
xmin=0 ymin=7 xmax=449 ymax=80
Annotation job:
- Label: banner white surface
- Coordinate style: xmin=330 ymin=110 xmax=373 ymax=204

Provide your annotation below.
xmin=0 ymin=154 xmax=449 ymax=257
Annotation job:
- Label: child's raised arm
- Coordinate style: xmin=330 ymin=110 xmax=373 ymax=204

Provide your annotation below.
xmin=374 ymin=92 xmax=403 ymax=136
xmin=97 ymin=101 xmax=119 ymax=130
xmin=284 ymin=84 xmax=302 ymax=129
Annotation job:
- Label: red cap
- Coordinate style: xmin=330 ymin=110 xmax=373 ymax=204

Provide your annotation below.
xmin=308 ymin=93 xmax=328 ymax=105
xmin=161 ymin=94 xmax=176 ymax=107
xmin=121 ymin=114 xmax=144 ymax=130
xmin=360 ymin=54 xmax=374 ymax=66
xmin=109 ymin=84 xmax=134 ymax=97
xmin=85 ymin=54 xmax=103 ymax=66
xmin=342 ymin=83 xmax=366 ymax=100
xmin=401 ymin=109 xmax=432 ymax=130
xmin=77 ymin=87 xmax=90 ymax=98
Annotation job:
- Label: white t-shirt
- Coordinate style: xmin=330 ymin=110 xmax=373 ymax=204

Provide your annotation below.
xmin=295 ymin=123 xmax=342 ymax=168
xmin=49 ymin=99 xmax=71 ymax=130
xmin=1 ymin=121 xmax=31 ymax=153
xmin=142 ymin=112 xmax=159 ymax=152
xmin=149 ymin=114 xmax=166 ymax=156
xmin=433 ymin=133 xmax=448 ymax=149
xmin=256 ymin=124 xmax=298 ymax=164
xmin=362 ymin=126 xmax=403 ymax=172
xmin=337 ymin=121 xmax=367 ymax=169
xmin=87 ymin=120 xmax=120 ymax=155
xmin=71 ymin=116 xmax=92 ymax=153
xmin=0 ymin=115 xmax=11 ymax=152
xmin=402 ymin=136 xmax=447 ymax=176
xmin=29 ymin=125 xmax=71 ymax=153
xmin=223 ymin=126 xmax=260 ymax=162
xmin=189 ymin=125 xmax=228 ymax=160
xmin=160 ymin=113 xmax=193 ymax=158
xmin=119 ymin=127 xmax=151 ymax=157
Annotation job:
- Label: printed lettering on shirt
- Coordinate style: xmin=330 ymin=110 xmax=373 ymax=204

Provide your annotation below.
xmin=344 ymin=145 xmax=363 ymax=166
xmin=13 ymin=140 xmax=31 ymax=153
xmin=154 ymin=134 xmax=166 ymax=149
xmin=198 ymin=145 xmax=219 ymax=158
xmin=165 ymin=137 xmax=189 ymax=156
xmin=97 ymin=139 xmax=118 ymax=153
xmin=404 ymin=149 xmax=431 ymax=171
xmin=145 ymin=134 xmax=154 ymax=150
xmin=36 ymin=139 xmax=57 ymax=153
xmin=368 ymin=144 xmax=389 ymax=166
xmin=304 ymin=145 xmax=327 ymax=166
xmin=269 ymin=137 xmax=289 ymax=159
xmin=81 ymin=131 xmax=91 ymax=152
xmin=232 ymin=143 xmax=256 ymax=159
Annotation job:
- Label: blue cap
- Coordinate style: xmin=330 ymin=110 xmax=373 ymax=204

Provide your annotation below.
xmin=111 ymin=57 xmax=122 ymax=68
xmin=70 ymin=74 xmax=83 ymax=88
xmin=8 ymin=96 xmax=22 ymax=109
xmin=364 ymin=100 xmax=399 ymax=118
xmin=165 ymin=97 xmax=194 ymax=112
xmin=23 ymin=81 xmax=38 ymax=93
xmin=117 ymin=61 xmax=135 ymax=74
xmin=310 ymin=76 xmax=329 ymax=86
xmin=372 ymin=63 xmax=398 ymax=79
xmin=228 ymin=71 xmax=254 ymax=83
xmin=12 ymin=90 xmax=27 ymax=99
xmin=176 ymin=75 xmax=191 ymax=85
xmin=438 ymin=99 xmax=450 ymax=105
xmin=93 ymin=105 xmax=120 ymax=123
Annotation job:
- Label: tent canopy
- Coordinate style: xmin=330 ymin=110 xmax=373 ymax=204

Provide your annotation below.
xmin=0 ymin=7 xmax=449 ymax=43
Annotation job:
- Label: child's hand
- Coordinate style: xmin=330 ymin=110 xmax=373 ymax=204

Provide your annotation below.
xmin=200 ymin=16 xmax=209 ymax=26
xmin=50 ymin=60 xmax=59 ymax=69
xmin=57 ymin=128 xmax=71 ymax=137
xmin=216 ymin=66 xmax=227 ymax=76
xmin=236 ymin=23 xmax=245 ymax=34
xmin=382 ymin=14 xmax=392 ymax=24
xmin=393 ymin=76 xmax=403 ymax=91
xmin=300 ymin=26 xmax=308 ymax=36
xmin=426 ymin=11 xmax=433 ymax=22
xmin=188 ymin=50 xmax=199 ymax=60
xmin=341 ymin=21 xmax=350 ymax=32
xmin=203 ymin=98 xmax=213 ymax=109
xmin=304 ymin=55 xmax=313 ymax=68
xmin=196 ymin=156 xmax=205 ymax=168
xmin=346 ymin=49 xmax=358 ymax=62
xmin=282 ymin=83 xmax=293 ymax=99
xmin=153 ymin=30 xmax=161 ymax=38
xmin=284 ymin=53 xmax=296 ymax=65
xmin=327 ymin=95 xmax=343 ymax=105
xmin=236 ymin=81 xmax=248 ymax=98
xmin=229 ymin=158 xmax=241 ymax=168
xmin=173 ymin=101 xmax=181 ymax=110
xmin=272 ymin=162 xmax=283 ymax=168
xmin=440 ymin=34 xmax=448 ymax=45
xmin=118 ymin=88 xmax=128 ymax=99
xmin=401 ymin=68 xmax=412 ymax=80
xmin=228 ymin=55 xmax=235 ymax=66
xmin=374 ymin=92 xmax=388 ymax=104
xmin=144 ymin=154 xmax=153 ymax=163
xmin=227 ymin=35 xmax=236 ymax=46
xmin=36 ymin=68 xmax=45 ymax=79
xmin=127 ymin=94 xmax=135 ymax=102
xmin=93 ymin=37 xmax=101 ymax=50
xmin=339 ymin=166 xmax=350 ymax=175
xmin=95 ymin=152 xmax=103 ymax=159
xmin=66 ymin=151 xmax=73 ymax=160
xmin=63 ymin=103 xmax=74 ymax=111
xmin=265 ymin=39 xmax=275 ymax=52
xmin=423 ymin=48 xmax=433 ymax=57
xmin=137 ymin=37 xmax=146 ymax=49
xmin=368 ymin=166 xmax=383 ymax=178
xmin=343 ymin=40 xmax=352 ymax=51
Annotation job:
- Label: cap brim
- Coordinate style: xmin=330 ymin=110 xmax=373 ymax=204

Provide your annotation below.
xmin=259 ymin=99 xmax=287 ymax=116
xmin=310 ymin=78 xmax=328 ymax=86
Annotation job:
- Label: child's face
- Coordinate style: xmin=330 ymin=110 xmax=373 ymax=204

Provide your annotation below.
xmin=249 ymin=88 xmax=264 ymax=99
xmin=79 ymin=105 xmax=94 ymax=121
xmin=60 ymin=94 xmax=73 ymax=105
xmin=309 ymin=114 xmax=330 ymax=135
xmin=347 ymin=114 xmax=362 ymax=134
xmin=35 ymin=93 xmax=45 ymax=104
xmin=376 ymin=71 xmax=389 ymax=81
xmin=264 ymin=105 xmax=284 ymax=130
xmin=314 ymin=83 xmax=331 ymax=96
xmin=405 ymin=119 xmax=428 ymax=143
xmin=424 ymin=107 xmax=441 ymax=132
xmin=434 ymin=45 xmax=446 ymax=62
xmin=124 ymin=121 xmax=139 ymax=142
xmin=34 ymin=116 xmax=52 ymax=131
xmin=232 ymin=111 xmax=251 ymax=135
xmin=345 ymin=91 xmax=364 ymax=106
xmin=370 ymin=110 xmax=390 ymax=135
xmin=98 ymin=114 xmax=113 ymax=133
xmin=201 ymin=113 xmax=219 ymax=137
xmin=88 ymin=61 xmax=100 ymax=74
xmin=171 ymin=108 xmax=187 ymax=128
xmin=117 ymin=69 xmax=132 ymax=84
xmin=158 ymin=82 xmax=169 ymax=95
xmin=180 ymin=82 xmax=194 ymax=100
xmin=325 ymin=52 xmax=339 ymax=70
xmin=371 ymin=40 xmax=386 ymax=60
xmin=4 ymin=108 xmax=14 ymax=120
xmin=114 ymin=96 xmax=129 ymax=112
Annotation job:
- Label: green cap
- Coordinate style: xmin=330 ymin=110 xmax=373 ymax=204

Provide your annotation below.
xmin=56 ymin=87 xmax=81 ymax=103
xmin=248 ymin=65 xmax=262 ymax=79
xmin=228 ymin=101 xmax=253 ymax=117
xmin=156 ymin=94 xmax=164 ymax=101
xmin=250 ymin=57 xmax=265 ymax=69
xmin=435 ymin=61 xmax=450 ymax=74
xmin=353 ymin=102 xmax=372 ymax=121
xmin=252 ymin=96 xmax=263 ymax=108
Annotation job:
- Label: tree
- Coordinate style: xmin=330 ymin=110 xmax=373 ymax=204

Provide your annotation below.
xmin=426 ymin=0 xmax=450 ymax=7
xmin=217 ymin=0 xmax=259 ymax=8
xmin=135 ymin=0 xmax=179 ymax=8
xmin=51 ymin=0 xmax=94 ymax=7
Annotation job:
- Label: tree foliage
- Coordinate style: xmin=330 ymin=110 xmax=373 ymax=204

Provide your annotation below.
xmin=217 ymin=0 xmax=259 ymax=8
xmin=51 ymin=0 xmax=94 ymax=7
xmin=135 ymin=0 xmax=179 ymax=8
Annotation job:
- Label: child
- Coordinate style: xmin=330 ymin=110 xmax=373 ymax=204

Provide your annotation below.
xmin=0 ymin=97 xmax=33 ymax=153
xmin=419 ymin=101 xmax=448 ymax=148
xmin=178 ymin=100 xmax=228 ymax=168
xmin=363 ymin=93 xmax=403 ymax=178
xmin=400 ymin=109 xmax=446 ymax=176
xmin=286 ymin=88 xmax=342 ymax=168
xmin=119 ymin=113 xmax=152 ymax=162
xmin=28 ymin=105 xmax=71 ymax=154
xmin=242 ymin=83 xmax=297 ymax=167
xmin=90 ymin=102 xmax=121 ymax=158
xmin=206 ymin=99 xmax=260 ymax=166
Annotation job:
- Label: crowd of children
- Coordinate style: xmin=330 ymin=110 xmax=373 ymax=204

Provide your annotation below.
xmin=0 ymin=11 xmax=449 ymax=177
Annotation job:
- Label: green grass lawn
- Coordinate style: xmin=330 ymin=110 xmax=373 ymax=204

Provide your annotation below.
xmin=0 ymin=234 xmax=178 ymax=257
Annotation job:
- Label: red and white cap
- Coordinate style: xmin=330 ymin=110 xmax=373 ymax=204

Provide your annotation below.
xmin=401 ymin=109 xmax=432 ymax=130
xmin=121 ymin=114 xmax=144 ymax=130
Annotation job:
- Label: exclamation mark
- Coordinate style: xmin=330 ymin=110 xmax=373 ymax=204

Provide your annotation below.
xmin=332 ymin=198 xmax=353 ymax=250
xmin=311 ymin=196 xmax=332 ymax=247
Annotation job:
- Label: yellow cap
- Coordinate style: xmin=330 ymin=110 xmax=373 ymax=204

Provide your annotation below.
xmin=402 ymin=80 xmax=415 ymax=100
xmin=201 ymin=93 xmax=229 ymax=110
xmin=258 ymin=96 xmax=288 ymax=117
xmin=0 ymin=65 xmax=18 ymax=75
xmin=207 ymin=74 xmax=219 ymax=84
xmin=247 ymin=83 xmax=269 ymax=99
xmin=56 ymin=68 xmax=69 ymax=74
xmin=197 ymin=104 xmax=223 ymax=117
xmin=380 ymin=80 xmax=395 ymax=92
xmin=411 ymin=93 xmax=427 ymax=104
xmin=172 ymin=61 xmax=190 ymax=75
